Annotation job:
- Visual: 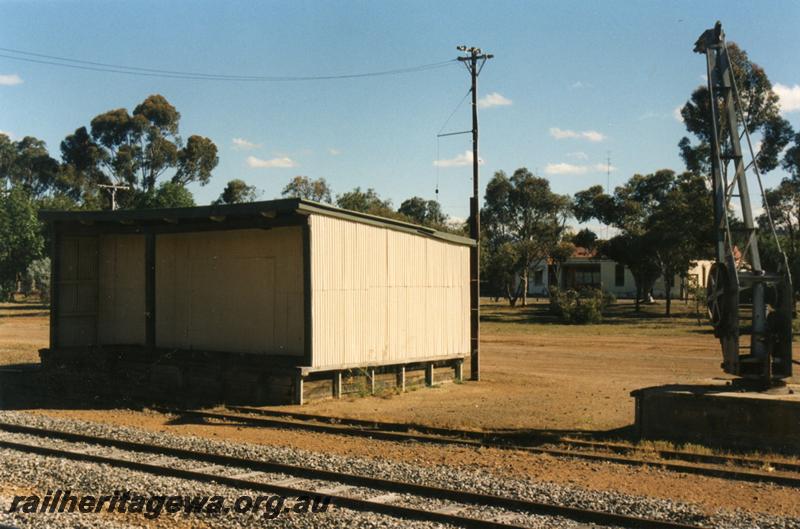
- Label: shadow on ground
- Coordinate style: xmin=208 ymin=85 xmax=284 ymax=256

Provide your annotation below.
xmin=0 ymin=362 xmax=637 ymax=445
xmin=0 ymin=362 xmax=271 ymax=411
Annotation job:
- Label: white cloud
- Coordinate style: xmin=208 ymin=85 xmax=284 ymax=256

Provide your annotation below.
xmin=477 ymin=92 xmax=512 ymax=109
xmin=434 ymin=150 xmax=484 ymax=168
xmin=774 ymin=83 xmax=800 ymax=114
xmin=673 ymin=105 xmax=684 ymax=122
xmin=567 ymin=151 xmax=588 ymax=160
xmin=549 ymin=127 xmax=578 ymax=139
xmin=582 ymin=131 xmax=605 ymax=142
xmin=0 ymin=130 xmax=13 ymax=139
xmin=549 ymin=127 xmax=605 ymax=142
xmin=232 ymin=137 xmax=260 ymax=150
xmin=328 ymin=147 xmax=341 ymax=156
xmin=545 ymin=163 xmax=589 ymax=175
xmin=594 ymin=163 xmax=615 ymax=172
xmin=570 ymin=81 xmax=585 ymax=89
xmin=0 ymin=74 xmax=22 ymax=86
xmin=246 ymin=155 xmax=296 ymax=168
xmin=446 ymin=216 xmax=466 ymax=230
xmin=544 ymin=162 xmax=615 ymax=176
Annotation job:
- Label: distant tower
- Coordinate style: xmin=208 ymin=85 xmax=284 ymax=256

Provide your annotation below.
xmin=605 ymin=152 xmax=611 ymax=238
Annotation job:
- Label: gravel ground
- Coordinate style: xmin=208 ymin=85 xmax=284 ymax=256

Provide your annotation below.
xmin=0 ymin=410 xmax=797 ymax=529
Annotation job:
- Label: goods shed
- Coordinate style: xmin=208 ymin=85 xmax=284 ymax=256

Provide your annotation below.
xmin=39 ymin=199 xmax=473 ymax=404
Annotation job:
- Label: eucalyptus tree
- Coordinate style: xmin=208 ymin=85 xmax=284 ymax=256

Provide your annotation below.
xmin=398 ymin=196 xmax=447 ymax=227
xmin=574 ymin=170 xmax=712 ymax=314
xmin=60 ymin=94 xmax=218 ymax=209
xmin=281 ymin=176 xmax=333 ymax=203
xmin=215 ymin=179 xmax=260 ymax=205
xmin=677 ymin=42 xmax=792 ymax=176
xmin=482 ymin=168 xmax=571 ymax=306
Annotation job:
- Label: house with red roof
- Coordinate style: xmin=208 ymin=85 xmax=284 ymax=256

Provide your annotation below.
xmin=527 ymin=246 xmax=713 ymax=300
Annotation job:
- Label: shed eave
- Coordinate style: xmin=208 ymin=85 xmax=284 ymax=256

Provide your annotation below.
xmin=39 ymin=198 xmax=476 ymax=246
xmin=296 ymin=201 xmax=475 ymax=246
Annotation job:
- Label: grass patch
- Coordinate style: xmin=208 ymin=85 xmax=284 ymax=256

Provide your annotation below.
xmin=482 ymin=297 xmax=800 ymax=343
xmin=481 ymin=298 xmax=711 ymax=337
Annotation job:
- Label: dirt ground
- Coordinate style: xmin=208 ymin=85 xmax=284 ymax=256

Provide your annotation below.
xmin=0 ymin=303 xmax=48 ymax=367
xmin=3 ymin=299 xmax=800 ymax=518
xmin=0 ymin=299 xmax=737 ymax=432
xmin=269 ymin=299 xmax=798 ymax=433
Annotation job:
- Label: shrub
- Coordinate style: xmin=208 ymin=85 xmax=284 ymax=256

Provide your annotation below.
xmin=549 ymin=286 xmax=613 ymax=324
xmin=24 ymin=258 xmax=51 ymax=303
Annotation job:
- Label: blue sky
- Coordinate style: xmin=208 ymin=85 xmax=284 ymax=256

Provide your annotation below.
xmin=1 ymin=0 xmax=799 ymax=226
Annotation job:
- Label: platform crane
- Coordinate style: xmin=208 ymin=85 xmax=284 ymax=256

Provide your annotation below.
xmin=694 ymin=22 xmax=794 ymax=388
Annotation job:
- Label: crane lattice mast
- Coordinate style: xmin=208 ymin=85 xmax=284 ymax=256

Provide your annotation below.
xmin=695 ymin=22 xmax=793 ymax=387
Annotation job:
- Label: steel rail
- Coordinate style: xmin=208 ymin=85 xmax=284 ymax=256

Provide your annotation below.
xmin=163 ymin=408 xmax=800 ymax=488
xmin=227 ymin=405 xmax=800 ymax=472
xmin=556 ymin=439 xmax=800 ymax=474
xmin=226 ymin=405 xmax=800 ymax=471
xmin=0 ymin=422 xmax=706 ymax=529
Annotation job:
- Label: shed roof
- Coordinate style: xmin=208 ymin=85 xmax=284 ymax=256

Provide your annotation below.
xmin=39 ymin=197 xmax=475 ymax=246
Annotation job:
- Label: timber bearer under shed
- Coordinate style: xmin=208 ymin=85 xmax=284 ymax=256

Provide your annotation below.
xmin=39 ymin=198 xmax=473 ymax=404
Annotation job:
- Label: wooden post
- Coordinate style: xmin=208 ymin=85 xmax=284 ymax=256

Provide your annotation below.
xmin=49 ymin=229 xmax=61 ymax=349
xmin=396 ymin=366 xmax=406 ymax=392
xmin=294 ymin=374 xmax=304 ymax=405
xmin=454 ymin=359 xmax=463 ymax=383
xmin=302 ymin=221 xmax=313 ymax=367
xmin=332 ymin=371 xmax=342 ymax=398
xmin=425 ymin=363 xmax=435 ymax=386
xmin=368 ymin=368 xmax=376 ymax=394
xmin=145 ymin=233 xmax=156 ymax=349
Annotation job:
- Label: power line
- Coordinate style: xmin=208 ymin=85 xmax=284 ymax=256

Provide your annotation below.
xmin=0 ymin=47 xmax=457 ymax=82
xmin=434 ymin=88 xmax=472 ymax=200
xmin=437 ymin=88 xmax=472 ymax=135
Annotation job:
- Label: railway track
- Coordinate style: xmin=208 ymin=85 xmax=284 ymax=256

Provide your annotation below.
xmin=0 ymin=420 xmax=707 ymax=529
xmin=161 ymin=406 xmax=800 ymax=488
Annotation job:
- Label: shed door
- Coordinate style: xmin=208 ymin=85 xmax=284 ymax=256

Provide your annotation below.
xmin=156 ymin=230 xmax=291 ymax=355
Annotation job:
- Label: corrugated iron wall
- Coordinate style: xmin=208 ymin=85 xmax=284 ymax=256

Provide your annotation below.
xmin=97 ymin=234 xmax=146 ymax=345
xmin=154 ymin=227 xmax=304 ymax=355
xmin=310 ymin=215 xmax=469 ymax=369
xmin=56 ymin=236 xmax=99 ymax=347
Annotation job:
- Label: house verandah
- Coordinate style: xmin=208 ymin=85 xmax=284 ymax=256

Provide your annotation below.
xmin=525 ymin=247 xmax=712 ymax=300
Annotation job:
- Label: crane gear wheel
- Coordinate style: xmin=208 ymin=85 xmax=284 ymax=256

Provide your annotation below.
xmin=707 ymin=262 xmax=736 ymax=332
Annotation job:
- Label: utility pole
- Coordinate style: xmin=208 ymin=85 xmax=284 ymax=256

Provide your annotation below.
xmin=98 ymin=183 xmax=130 ymax=211
xmin=457 ymin=45 xmax=493 ymax=381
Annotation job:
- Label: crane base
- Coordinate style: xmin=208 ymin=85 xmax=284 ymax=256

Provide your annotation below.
xmin=631 ymin=380 xmax=800 ymax=453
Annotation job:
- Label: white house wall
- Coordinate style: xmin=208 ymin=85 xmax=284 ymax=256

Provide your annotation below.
xmin=526 ymin=259 xmax=698 ymax=298
xmin=309 ymin=215 xmax=470 ymax=370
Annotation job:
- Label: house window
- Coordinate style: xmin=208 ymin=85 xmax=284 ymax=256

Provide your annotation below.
xmin=533 ymin=269 xmax=544 ymax=286
xmin=615 ymin=264 xmax=625 ymax=287
xmin=572 ymin=265 xmax=601 ymax=288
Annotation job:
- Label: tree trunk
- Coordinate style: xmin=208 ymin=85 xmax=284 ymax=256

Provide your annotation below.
xmin=635 ymin=282 xmax=641 ymax=312
xmin=521 ymin=269 xmax=529 ymax=307
xmin=664 ymin=273 xmax=673 ymax=316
